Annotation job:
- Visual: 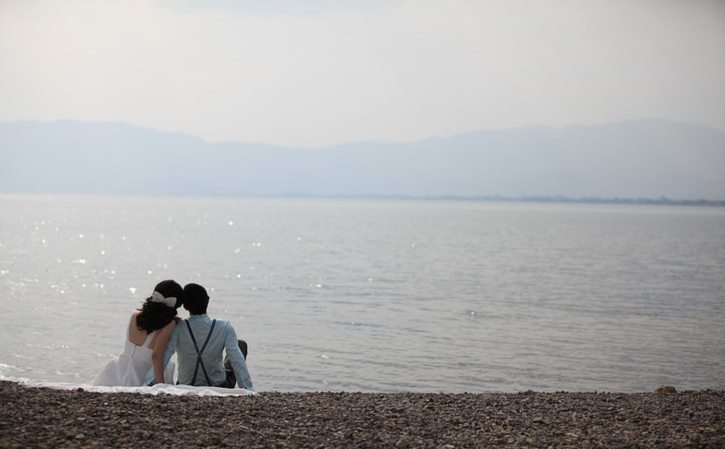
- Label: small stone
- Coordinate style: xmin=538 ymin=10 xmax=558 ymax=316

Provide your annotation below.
xmin=655 ymin=385 xmax=677 ymax=393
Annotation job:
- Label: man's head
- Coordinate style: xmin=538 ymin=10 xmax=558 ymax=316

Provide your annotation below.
xmin=183 ymin=283 xmax=209 ymax=315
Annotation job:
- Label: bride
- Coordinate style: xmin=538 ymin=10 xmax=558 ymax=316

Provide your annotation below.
xmin=93 ymin=280 xmax=182 ymax=386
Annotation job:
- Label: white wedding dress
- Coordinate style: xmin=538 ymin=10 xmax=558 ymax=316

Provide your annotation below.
xmin=93 ymin=317 xmax=175 ymax=386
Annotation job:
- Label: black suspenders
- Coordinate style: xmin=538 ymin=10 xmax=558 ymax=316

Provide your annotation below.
xmin=185 ymin=319 xmax=217 ymax=386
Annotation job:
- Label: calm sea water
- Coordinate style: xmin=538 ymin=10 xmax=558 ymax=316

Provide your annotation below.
xmin=1 ymin=194 xmax=723 ymax=392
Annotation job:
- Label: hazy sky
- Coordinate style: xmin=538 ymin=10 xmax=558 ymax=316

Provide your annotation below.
xmin=1 ymin=0 xmax=724 ymax=146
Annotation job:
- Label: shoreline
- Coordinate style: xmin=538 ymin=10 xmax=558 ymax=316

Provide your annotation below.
xmin=1 ymin=381 xmax=723 ymax=448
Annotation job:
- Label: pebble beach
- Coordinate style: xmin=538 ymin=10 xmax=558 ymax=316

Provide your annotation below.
xmin=1 ymin=381 xmax=723 ymax=448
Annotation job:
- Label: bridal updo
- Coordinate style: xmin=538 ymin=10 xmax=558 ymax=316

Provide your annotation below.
xmin=136 ymin=280 xmax=183 ymax=333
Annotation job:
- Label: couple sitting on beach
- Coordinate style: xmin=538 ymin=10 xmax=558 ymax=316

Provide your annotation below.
xmin=92 ymin=280 xmax=253 ymax=391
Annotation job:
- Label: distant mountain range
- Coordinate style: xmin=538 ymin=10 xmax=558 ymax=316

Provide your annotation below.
xmin=1 ymin=119 xmax=724 ymax=200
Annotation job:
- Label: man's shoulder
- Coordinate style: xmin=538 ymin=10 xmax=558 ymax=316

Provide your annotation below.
xmin=209 ymin=317 xmax=241 ymax=337
xmin=169 ymin=318 xmax=185 ymax=336
xmin=174 ymin=317 xmax=189 ymax=326
xmin=210 ymin=317 xmax=234 ymax=328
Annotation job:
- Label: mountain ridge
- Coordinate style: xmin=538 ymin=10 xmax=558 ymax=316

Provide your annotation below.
xmin=1 ymin=119 xmax=724 ymax=200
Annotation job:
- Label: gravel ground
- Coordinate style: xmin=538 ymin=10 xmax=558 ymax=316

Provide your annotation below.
xmin=1 ymin=381 xmax=723 ymax=448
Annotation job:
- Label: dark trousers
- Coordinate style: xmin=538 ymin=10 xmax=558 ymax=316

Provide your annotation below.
xmin=222 ymin=340 xmax=247 ymax=388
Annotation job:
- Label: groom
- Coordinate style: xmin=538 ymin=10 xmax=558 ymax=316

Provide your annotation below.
xmin=156 ymin=283 xmax=253 ymax=390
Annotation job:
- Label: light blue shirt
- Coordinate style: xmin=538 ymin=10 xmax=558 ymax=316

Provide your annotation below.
xmin=152 ymin=314 xmax=253 ymax=390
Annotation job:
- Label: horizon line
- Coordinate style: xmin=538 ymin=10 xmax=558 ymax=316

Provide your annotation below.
xmin=1 ymin=191 xmax=723 ymax=207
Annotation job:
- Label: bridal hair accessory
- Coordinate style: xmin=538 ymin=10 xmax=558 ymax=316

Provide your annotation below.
xmin=151 ymin=291 xmax=177 ymax=308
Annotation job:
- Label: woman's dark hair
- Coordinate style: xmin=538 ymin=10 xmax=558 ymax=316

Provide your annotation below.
xmin=136 ymin=280 xmax=183 ymax=333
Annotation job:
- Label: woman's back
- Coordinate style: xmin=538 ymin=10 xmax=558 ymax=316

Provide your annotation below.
xmin=128 ymin=312 xmax=163 ymax=349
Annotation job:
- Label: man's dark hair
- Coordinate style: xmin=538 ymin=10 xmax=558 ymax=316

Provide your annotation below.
xmin=183 ymin=283 xmax=209 ymax=315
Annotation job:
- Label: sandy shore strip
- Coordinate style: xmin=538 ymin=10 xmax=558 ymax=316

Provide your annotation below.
xmin=1 ymin=381 xmax=723 ymax=448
